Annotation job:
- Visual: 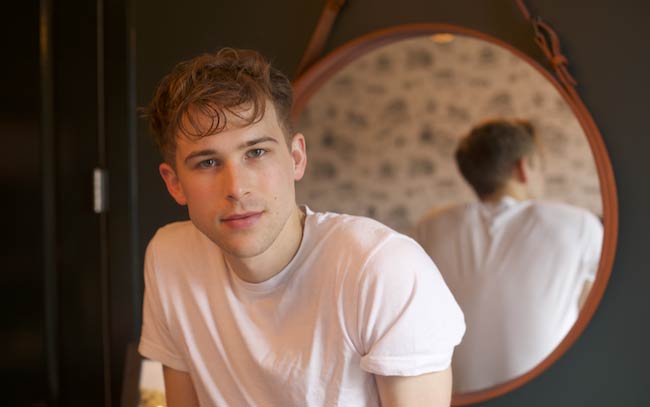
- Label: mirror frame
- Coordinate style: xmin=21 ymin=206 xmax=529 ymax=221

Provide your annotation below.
xmin=292 ymin=23 xmax=618 ymax=406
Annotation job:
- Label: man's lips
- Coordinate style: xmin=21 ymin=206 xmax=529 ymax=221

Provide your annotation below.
xmin=220 ymin=211 xmax=263 ymax=229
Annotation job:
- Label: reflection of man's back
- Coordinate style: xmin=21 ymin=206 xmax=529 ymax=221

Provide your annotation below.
xmin=413 ymin=118 xmax=603 ymax=393
xmin=414 ymin=196 xmax=602 ymax=393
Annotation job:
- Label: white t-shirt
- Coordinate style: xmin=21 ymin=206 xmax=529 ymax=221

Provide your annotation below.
xmin=139 ymin=208 xmax=465 ymax=406
xmin=413 ymin=197 xmax=603 ymax=393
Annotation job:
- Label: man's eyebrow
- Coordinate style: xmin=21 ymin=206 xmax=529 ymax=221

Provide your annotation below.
xmin=238 ymin=136 xmax=278 ymax=149
xmin=183 ymin=149 xmax=217 ymax=165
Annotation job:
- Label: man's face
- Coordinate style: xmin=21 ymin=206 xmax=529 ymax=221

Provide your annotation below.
xmin=159 ymin=104 xmax=306 ymax=259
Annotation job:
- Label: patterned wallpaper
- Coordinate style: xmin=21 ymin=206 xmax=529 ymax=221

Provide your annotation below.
xmin=295 ymin=35 xmax=601 ymax=234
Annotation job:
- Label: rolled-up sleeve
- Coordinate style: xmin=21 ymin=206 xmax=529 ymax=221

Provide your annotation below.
xmin=355 ymin=236 xmax=466 ymax=376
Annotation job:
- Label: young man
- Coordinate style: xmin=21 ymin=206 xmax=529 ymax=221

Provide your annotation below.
xmin=138 ymin=48 xmax=465 ymax=406
xmin=414 ymin=119 xmax=603 ymax=393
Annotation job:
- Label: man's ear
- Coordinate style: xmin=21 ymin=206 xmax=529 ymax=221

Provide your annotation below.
xmin=514 ymin=158 xmax=528 ymax=183
xmin=290 ymin=133 xmax=307 ymax=181
xmin=159 ymin=162 xmax=188 ymax=205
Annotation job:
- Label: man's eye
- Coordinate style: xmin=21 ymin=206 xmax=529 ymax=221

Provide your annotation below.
xmin=198 ymin=159 xmax=218 ymax=168
xmin=246 ymin=148 xmax=266 ymax=159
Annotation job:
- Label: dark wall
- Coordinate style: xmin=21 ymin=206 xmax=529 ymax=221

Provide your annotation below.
xmin=134 ymin=0 xmax=650 ymax=406
xmin=0 ymin=0 xmax=136 ymax=405
xmin=0 ymin=0 xmax=48 ymax=405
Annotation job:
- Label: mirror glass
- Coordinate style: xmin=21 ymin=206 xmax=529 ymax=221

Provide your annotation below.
xmin=294 ymin=33 xmax=603 ymax=395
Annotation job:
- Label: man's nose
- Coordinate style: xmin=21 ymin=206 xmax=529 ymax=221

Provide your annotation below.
xmin=222 ymin=162 xmax=249 ymax=202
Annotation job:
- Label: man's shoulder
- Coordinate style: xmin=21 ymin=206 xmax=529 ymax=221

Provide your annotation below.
xmin=310 ymin=210 xmax=398 ymax=238
xmin=308 ymin=210 xmax=409 ymax=254
xmin=528 ymin=200 xmax=600 ymax=223
xmin=306 ymin=210 xmax=436 ymax=280
xmin=148 ymin=220 xmax=211 ymax=255
xmin=145 ymin=221 xmax=224 ymax=282
xmin=415 ymin=202 xmax=473 ymax=231
xmin=525 ymin=201 xmax=603 ymax=238
xmin=152 ymin=220 xmax=199 ymax=240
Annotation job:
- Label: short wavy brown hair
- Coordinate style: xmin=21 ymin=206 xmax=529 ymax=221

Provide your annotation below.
xmin=455 ymin=118 xmax=537 ymax=199
xmin=143 ymin=48 xmax=294 ymax=164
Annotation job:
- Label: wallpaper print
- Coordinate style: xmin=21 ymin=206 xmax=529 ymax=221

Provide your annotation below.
xmin=295 ymin=35 xmax=601 ymax=234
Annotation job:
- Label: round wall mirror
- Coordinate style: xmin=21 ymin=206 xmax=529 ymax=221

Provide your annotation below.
xmin=292 ymin=24 xmax=617 ymax=405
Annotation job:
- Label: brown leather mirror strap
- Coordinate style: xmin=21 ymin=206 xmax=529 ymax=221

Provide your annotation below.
xmin=294 ymin=0 xmax=347 ymax=78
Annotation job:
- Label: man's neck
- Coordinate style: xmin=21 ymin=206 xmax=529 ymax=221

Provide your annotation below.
xmin=480 ymin=184 xmax=530 ymax=203
xmin=224 ymin=206 xmax=306 ymax=284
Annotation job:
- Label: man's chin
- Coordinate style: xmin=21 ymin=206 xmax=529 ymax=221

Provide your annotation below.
xmin=216 ymin=239 xmax=267 ymax=259
xmin=195 ymin=223 xmax=263 ymax=257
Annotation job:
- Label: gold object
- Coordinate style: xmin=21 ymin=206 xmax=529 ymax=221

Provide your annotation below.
xmin=139 ymin=388 xmax=166 ymax=407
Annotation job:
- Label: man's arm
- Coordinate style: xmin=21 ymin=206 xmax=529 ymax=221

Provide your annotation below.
xmin=578 ymin=280 xmax=594 ymax=310
xmin=162 ymin=365 xmax=200 ymax=407
xmin=375 ymin=367 xmax=453 ymax=407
